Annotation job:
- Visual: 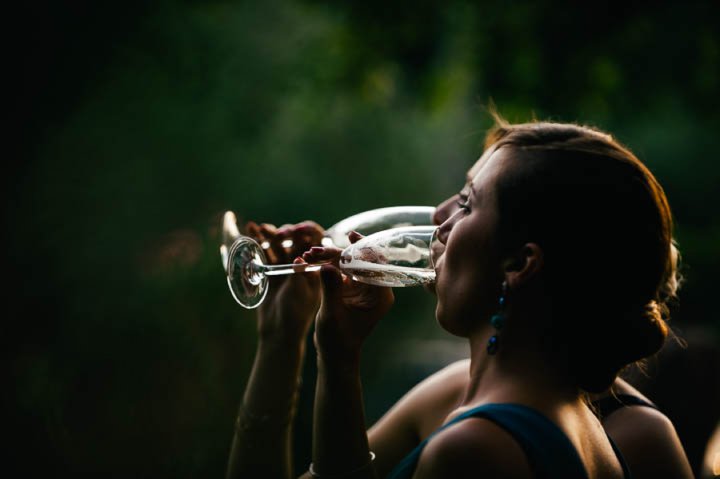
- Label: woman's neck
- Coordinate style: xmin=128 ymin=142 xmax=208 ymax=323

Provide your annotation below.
xmin=461 ymin=328 xmax=580 ymax=409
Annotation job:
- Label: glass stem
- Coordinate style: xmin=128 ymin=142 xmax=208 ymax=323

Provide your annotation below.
xmin=252 ymin=261 xmax=328 ymax=277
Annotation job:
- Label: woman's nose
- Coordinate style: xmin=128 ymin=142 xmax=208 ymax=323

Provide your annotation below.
xmin=436 ymin=207 xmax=463 ymax=245
xmin=433 ymin=196 xmax=458 ymax=226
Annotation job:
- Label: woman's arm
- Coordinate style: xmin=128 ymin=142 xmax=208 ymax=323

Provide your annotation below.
xmin=227 ymin=336 xmax=309 ymax=478
xmin=226 ymin=221 xmax=323 ymax=479
xmin=301 ymin=240 xmax=394 ymax=478
xmin=302 ymin=234 xmax=470 ymax=478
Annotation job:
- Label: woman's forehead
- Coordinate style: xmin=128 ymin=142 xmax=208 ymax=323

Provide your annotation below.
xmin=466 ymin=145 xmax=510 ymax=186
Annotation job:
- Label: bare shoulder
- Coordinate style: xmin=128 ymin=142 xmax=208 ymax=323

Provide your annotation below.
xmin=381 ymin=358 xmax=469 ymax=421
xmin=413 ymin=358 xmax=470 ymax=395
xmin=603 ymin=378 xmax=682 ymax=446
xmin=370 ymin=358 xmax=468 ymax=434
xmin=603 ymin=404 xmax=683 ymax=449
xmin=602 ymin=398 xmax=694 ymax=479
xmin=413 ymin=416 xmax=532 ymax=479
xmin=411 ymin=358 xmax=470 ymax=389
xmin=367 ymin=359 xmax=470 ymax=476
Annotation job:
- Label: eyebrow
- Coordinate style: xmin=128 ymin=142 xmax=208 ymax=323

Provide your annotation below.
xmin=468 ymin=183 xmax=477 ymax=197
xmin=459 ymin=181 xmax=476 ymax=199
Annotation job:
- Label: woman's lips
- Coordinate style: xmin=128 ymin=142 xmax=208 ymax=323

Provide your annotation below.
xmin=426 ymin=254 xmax=442 ymax=296
xmin=430 ymin=242 xmax=445 ymax=269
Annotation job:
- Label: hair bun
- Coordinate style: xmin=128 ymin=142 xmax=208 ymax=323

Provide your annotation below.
xmin=573 ymin=301 xmax=669 ymax=393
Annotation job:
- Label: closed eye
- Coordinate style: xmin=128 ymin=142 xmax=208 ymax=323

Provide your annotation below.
xmin=456 ymin=196 xmax=470 ymax=212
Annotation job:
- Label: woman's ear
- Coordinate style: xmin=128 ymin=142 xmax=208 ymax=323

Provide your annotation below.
xmin=503 ymin=243 xmax=544 ymax=289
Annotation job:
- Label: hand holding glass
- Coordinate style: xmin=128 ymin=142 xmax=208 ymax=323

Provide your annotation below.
xmin=223 ymin=222 xmax=438 ymax=309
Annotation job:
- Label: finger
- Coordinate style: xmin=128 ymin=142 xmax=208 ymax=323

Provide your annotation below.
xmin=244 ymin=221 xmax=269 ymax=251
xmin=292 ymin=255 xmax=308 ymax=273
xmin=278 ymin=221 xmax=324 ymax=259
xmin=274 ymin=223 xmax=297 ymax=250
xmin=261 ymin=223 xmax=290 ymax=264
xmin=302 ymin=246 xmax=343 ymax=264
xmin=290 ymin=256 xmax=322 ymax=284
xmin=289 ymin=228 xmax=322 ymax=257
xmin=275 ymin=223 xmax=293 ymax=233
xmin=244 ymin=220 xmax=260 ymax=238
xmin=260 ymin=222 xmax=279 ymax=236
xmin=295 ymin=220 xmax=326 ymax=244
xmin=246 ymin=221 xmax=271 ymax=245
xmin=348 ymin=230 xmax=364 ymax=244
xmin=289 ymin=233 xmax=313 ymax=258
xmin=245 ymin=221 xmax=273 ymax=259
xmin=246 ymin=222 xmax=278 ymax=264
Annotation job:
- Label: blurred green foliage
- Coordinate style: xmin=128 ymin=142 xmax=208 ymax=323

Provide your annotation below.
xmin=7 ymin=0 xmax=719 ymax=476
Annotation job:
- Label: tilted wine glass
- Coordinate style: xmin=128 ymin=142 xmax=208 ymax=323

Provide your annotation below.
xmin=221 ymin=206 xmax=436 ymax=276
xmin=223 ymin=224 xmax=439 ymax=308
xmin=220 ymin=206 xmax=436 ymax=307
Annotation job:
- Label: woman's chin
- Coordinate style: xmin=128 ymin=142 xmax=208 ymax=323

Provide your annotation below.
xmin=435 ymin=303 xmax=473 ymax=338
xmin=434 ymin=303 xmax=451 ymax=331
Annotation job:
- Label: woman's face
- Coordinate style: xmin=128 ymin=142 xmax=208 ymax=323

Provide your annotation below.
xmin=432 ymin=146 xmax=509 ymax=336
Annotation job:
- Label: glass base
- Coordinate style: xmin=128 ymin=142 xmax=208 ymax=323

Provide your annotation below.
xmin=227 ymin=237 xmax=268 ymax=309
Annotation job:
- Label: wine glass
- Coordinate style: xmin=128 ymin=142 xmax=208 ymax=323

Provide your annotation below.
xmin=224 ymin=225 xmax=439 ymax=308
xmin=220 ymin=206 xmax=436 ymax=275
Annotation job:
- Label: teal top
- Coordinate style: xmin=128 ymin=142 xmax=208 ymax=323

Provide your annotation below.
xmin=386 ymin=403 xmax=632 ymax=479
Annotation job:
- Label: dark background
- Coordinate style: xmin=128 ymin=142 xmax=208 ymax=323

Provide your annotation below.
xmin=7 ymin=0 xmax=719 ymax=477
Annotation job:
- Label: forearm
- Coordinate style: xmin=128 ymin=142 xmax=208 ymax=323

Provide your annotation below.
xmin=311 ymin=354 xmax=377 ymax=479
xmin=226 ymin=338 xmax=307 ymax=479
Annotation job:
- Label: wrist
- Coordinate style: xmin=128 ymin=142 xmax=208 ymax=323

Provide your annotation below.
xmin=257 ymin=322 xmax=311 ymax=345
xmin=316 ymin=350 xmax=361 ymax=379
xmin=313 ymin=329 xmax=365 ymax=364
xmin=242 ymin=342 xmax=306 ymax=419
xmin=257 ymin=335 xmax=307 ymax=361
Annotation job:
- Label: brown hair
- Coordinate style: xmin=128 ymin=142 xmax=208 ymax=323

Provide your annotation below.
xmin=485 ymin=114 xmax=679 ymax=392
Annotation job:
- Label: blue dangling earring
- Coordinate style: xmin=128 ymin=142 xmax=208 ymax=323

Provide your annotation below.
xmin=487 ymin=281 xmax=507 ymax=355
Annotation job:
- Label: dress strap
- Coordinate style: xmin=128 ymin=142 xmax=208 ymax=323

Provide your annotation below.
xmin=607 ymin=434 xmax=634 ymax=479
xmin=591 ymin=393 xmax=658 ymax=419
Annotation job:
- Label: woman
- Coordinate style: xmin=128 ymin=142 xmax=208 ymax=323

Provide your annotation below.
xmin=226 ymin=117 xmax=690 ymax=478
